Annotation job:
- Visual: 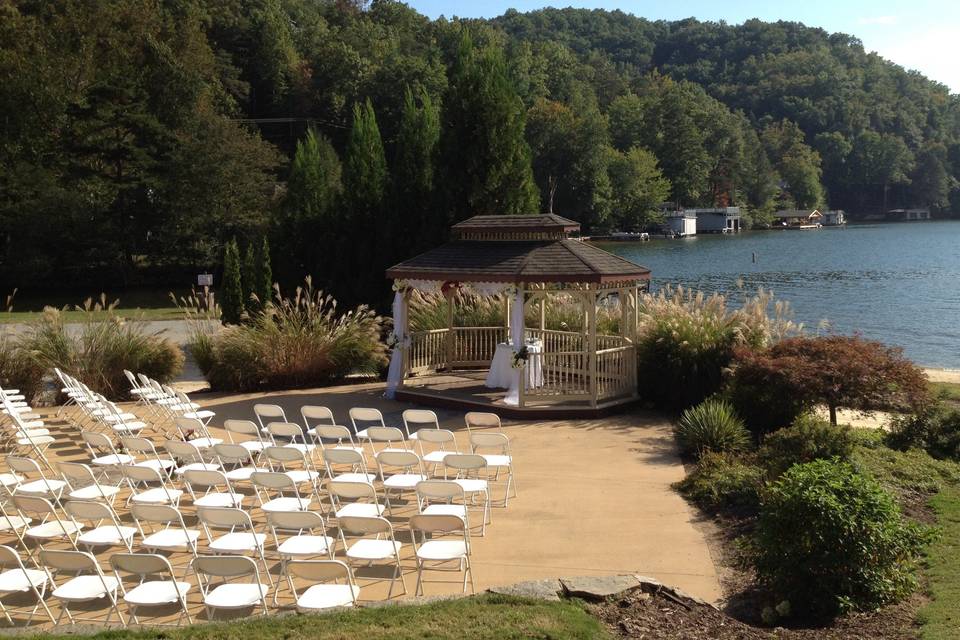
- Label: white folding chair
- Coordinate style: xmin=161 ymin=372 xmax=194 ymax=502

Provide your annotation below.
xmin=348 ymin=407 xmax=385 ymax=443
xmin=416 ymin=480 xmax=470 ymax=528
xmin=416 ymin=428 xmax=460 ymax=470
xmin=63 ymin=500 xmax=136 ymax=553
xmin=375 ymin=450 xmax=426 ymax=514
xmin=120 ymin=436 xmax=177 ymax=474
xmin=266 ymin=511 xmax=334 ymax=605
xmin=59 ymin=462 xmax=122 ymax=503
xmin=183 ymin=469 xmax=245 ymax=509
xmin=223 ymin=419 xmax=268 ymax=455
xmin=470 ymin=431 xmax=518 ymax=505
xmin=409 ymin=514 xmax=474 ymax=596
xmin=250 ymin=471 xmax=313 ymax=513
xmin=443 ymin=454 xmax=492 ymax=535
xmin=309 ymin=424 xmax=364 ymax=459
xmin=174 ymin=417 xmax=222 ymax=450
xmin=286 ymin=560 xmax=358 ymax=612
xmin=196 ymin=507 xmax=272 ymax=586
xmin=192 ymin=555 xmax=269 ymax=619
xmin=164 ymin=440 xmax=221 ymax=477
xmin=337 ymin=515 xmax=406 ymax=599
xmin=0 ymin=544 xmax=53 ymax=626
xmin=265 ymin=421 xmax=315 ymax=455
xmin=364 ymin=426 xmax=408 ymax=456
xmin=327 ymin=481 xmax=384 ymax=519
xmin=80 ymin=431 xmax=135 ymax=478
xmin=402 ymin=409 xmax=439 ymax=443
xmin=110 ymin=553 xmax=192 ymax=626
xmin=300 ymin=406 xmax=336 ymax=445
xmin=6 ymin=457 xmax=67 ymax=502
xmin=321 ymin=448 xmax=375 ymax=484
xmin=121 ymin=464 xmax=183 ymax=507
xmin=261 ymin=446 xmax=324 ymax=511
xmin=131 ymin=504 xmax=200 ymax=558
xmin=174 ymin=391 xmax=215 ymax=426
xmin=213 ymin=443 xmax=266 ymax=482
xmin=40 ymin=549 xmax=123 ymax=626
xmin=464 ymin=411 xmax=505 ymax=432
xmin=253 ymin=404 xmax=287 ymax=435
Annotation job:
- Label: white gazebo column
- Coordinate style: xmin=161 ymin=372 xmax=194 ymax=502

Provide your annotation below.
xmin=587 ymin=287 xmax=598 ymax=408
xmin=504 ymin=283 xmax=526 ymax=407
xmin=384 ymin=286 xmax=410 ymax=399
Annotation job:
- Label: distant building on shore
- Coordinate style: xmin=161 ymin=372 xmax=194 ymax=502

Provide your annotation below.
xmin=821 ymin=210 xmax=846 ymax=226
xmin=664 ymin=210 xmax=697 ymax=237
xmin=774 ymin=209 xmax=823 ymax=229
xmin=888 ymin=208 xmax=931 ymax=221
xmin=688 ymin=207 xmax=741 ymax=233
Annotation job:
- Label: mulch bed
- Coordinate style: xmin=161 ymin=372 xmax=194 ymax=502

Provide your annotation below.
xmin=593 ymin=586 xmax=924 ymax=640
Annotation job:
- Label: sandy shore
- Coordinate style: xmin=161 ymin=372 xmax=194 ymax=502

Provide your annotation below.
xmin=925 ymin=368 xmax=960 ymax=384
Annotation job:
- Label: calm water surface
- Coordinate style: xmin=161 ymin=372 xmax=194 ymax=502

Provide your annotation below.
xmin=599 ymin=221 xmax=960 ymax=368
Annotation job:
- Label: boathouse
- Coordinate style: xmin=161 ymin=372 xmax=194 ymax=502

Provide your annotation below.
xmin=689 ymin=207 xmax=741 ymax=233
xmin=774 ymin=209 xmax=822 ymax=228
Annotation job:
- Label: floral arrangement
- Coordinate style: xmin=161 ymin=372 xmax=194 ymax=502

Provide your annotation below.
xmin=511 ymin=345 xmax=529 ymax=369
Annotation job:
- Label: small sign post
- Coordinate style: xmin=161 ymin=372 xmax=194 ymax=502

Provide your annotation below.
xmin=197 ymin=273 xmax=213 ymax=287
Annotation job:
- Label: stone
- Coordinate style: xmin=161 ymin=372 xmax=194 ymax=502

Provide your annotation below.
xmin=559 ymin=575 xmax=642 ymax=600
xmin=488 ymin=578 xmax=563 ymax=601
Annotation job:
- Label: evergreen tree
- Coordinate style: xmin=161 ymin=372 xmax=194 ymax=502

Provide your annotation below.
xmin=242 ymin=243 xmax=256 ymax=310
xmin=441 ymin=33 xmax=539 ymax=218
xmin=281 ymin=128 xmax=342 ymax=286
xmin=257 ymin=237 xmax=273 ymax=305
xmin=394 ymin=85 xmax=442 ymax=254
xmin=221 ymin=238 xmax=244 ymax=325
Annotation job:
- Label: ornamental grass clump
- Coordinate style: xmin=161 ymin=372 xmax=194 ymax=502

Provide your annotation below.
xmin=195 ymin=277 xmax=387 ymax=392
xmin=636 ymin=286 xmax=800 ymax=411
xmin=753 ymin=459 xmax=932 ymax=620
xmin=674 ymin=397 xmax=751 ymax=458
xmin=17 ymin=297 xmax=183 ymax=399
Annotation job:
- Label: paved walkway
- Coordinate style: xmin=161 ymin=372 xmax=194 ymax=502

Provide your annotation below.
xmin=199 ymin=381 xmax=723 ymax=602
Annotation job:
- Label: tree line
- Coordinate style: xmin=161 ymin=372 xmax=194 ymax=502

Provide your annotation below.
xmin=2 ymin=1 xmax=958 ymax=309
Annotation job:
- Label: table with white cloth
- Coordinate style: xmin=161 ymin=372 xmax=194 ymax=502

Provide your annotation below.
xmin=485 ymin=340 xmax=543 ymax=389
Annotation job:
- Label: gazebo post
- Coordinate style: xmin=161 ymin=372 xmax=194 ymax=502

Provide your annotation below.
xmin=400 ymin=287 xmax=411 ymax=385
xmin=445 ymin=293 xmax=455 ymax=370
xmin=517 ymin=283 xmax=526 ymax=408
xmin=587 ymin=287 xmax=598 ymax=408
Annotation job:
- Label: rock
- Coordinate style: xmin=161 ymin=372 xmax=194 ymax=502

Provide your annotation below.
xmin=488 ymin=578 xmax=563 ymax=601
xmin=559 ymin=575 xmax=642 ymax=600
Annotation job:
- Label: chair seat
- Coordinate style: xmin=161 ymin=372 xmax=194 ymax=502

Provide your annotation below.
xmin=277 ymin=534 xmax=334 ymax=557
xmin=224 ymin=466 xmax=266 ymax=482
xmin=134 ymin=458 xmax=176 ymax=472
xmin=78 ymin=525 xmax=137 ymax=547
xmin=174 ymin=462 xmax=220 ymax=475
xmin=481 ymin=454 xmax=511 ymax=467
xmin=68 ymin=484 xmax=122 ymax=501
xmin=422 ymin=504 xmax=468 ymax=519
xmin=281 ymin=443 xmax=316 ymax=454
xmin=18 ymin=424 xmax=48 ymax=434
xmin=193 ymin=493 xmax=245 ymax=508
xmin=355 ymin=428 xmax=369 ymax=439
xmin=142 ymin=528 xmax=200 ymax=550
xmin=184 ymin=410 xmax=215 ymax=421
xmin=416 ymin=540 xmax=468 ymax=561
xmin=285 ymin=470 xmax=320 ymax=484
xmin=296 ymin=583 xmax=358 ymax=610
xmin=209 ymin=532 xmax=266 ymax=553
xmin=17 ymin=479 xmax=67 ymax=495
xmin=52 ymin=575 xmax=119 ymax=601
xmin=238 ymin=441 xmax=266 ymax=453
xmin=190 ymin=437 xmax=223 ymax=449
xmin=0 ymin=472 xmax=23 ymax=488
xmin=103 ymin=412 xmax=138 ymax=422
xmin=346 ymin=539 xmax=402 ymax=560
xmin=454 ymin=479 xmax=488 ymax=493
xmin=123 ymin=580 xmax=192 ymax=606
xmin=203 ymin=583 xmax=269 ymax=609
xmin=111 ymin=422 xmax=146 ymax=434
xmin=131 ymin=487 xmax=183 ymax=504
xmin=0 ymin=515 xmax=31 ymax=532
xmin=92 ymin=454 xmax=135 ymax=466
xmin=261 ymin=496 xmax=312 ymax=513
xmin=0 ymin=568 xmax=47 ymax=593
xmin=331 ymin=473 xmax=376 ymax=484
xmin=383 ymin=473 xmax=427 ymax=490
xmin=16 ymin=435 xmax=54 ymax=447
xmin=423 ymin=451 xmax=454 ymax=464
xmin=335 ymin=503 xmax=384 ymax=518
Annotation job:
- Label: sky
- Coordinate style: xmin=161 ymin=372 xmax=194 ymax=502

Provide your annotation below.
xmin=406 ymin=1 xmax=960 ymax=93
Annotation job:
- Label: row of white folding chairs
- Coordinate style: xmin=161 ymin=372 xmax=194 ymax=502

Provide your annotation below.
xmin=54 ymin=370 xmax=147 ymax=437
xmin=0 ymin=543 xmax=364 ymax=627
xmin=123 ymin=370 xmax=215 ymax=431
xmin=0 ymin=395 xmax=58 ymax=469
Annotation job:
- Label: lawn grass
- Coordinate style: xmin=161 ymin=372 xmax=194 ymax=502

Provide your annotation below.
xmin=930 ymin=381 xmax=960 ymax=409
xmin=24 ymin=595 xmax=609 ymax=640
xmin=0 ymin=308 xmax=185 ymax=323
xmin=918 ymin=487 xmax=960 ymax=639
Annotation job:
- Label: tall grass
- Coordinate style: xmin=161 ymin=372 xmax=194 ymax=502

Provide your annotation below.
xmin=12 ymin=296 xmax=183 ymax=400
xmin=636 ymin=286 xmax=801 ymax=411
xmin=192 ymin=278 xmax=387 ymax=392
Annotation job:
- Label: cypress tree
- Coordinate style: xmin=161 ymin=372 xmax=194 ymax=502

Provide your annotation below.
xmin=220 ymin=238 xmax=244 ymax=325
xmin=242 ymin=242 xmax=256 ymax=310
xmin=257 ymin=237 xmax=273 ymax=305
xmin=394 ymin=85 xmax=441 ymax=255
xmin=343 ymin=99 xmax=388 ymax=217
xmin=441 ymin=33 xmax=539 ymax=218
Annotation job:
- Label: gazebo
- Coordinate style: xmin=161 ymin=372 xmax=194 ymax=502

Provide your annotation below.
xmin=384 ymin=214 xmax=651 ymax=417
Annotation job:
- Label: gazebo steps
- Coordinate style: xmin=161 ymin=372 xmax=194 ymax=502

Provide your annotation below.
xmin=394 ymin=386 xmax=640 ymax=419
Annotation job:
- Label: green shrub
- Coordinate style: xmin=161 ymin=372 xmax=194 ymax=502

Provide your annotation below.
xmin=887 ymin=403 xmax=960 ymax=461
xmin=195 ymin=277 xmax=387 ymax=392
xmin=221 ymin=237 xmax=244 ymax=325
xmin=674 ymin=451 xmax=764 ymax=513
xmin=0 ymin=332 xmax=45 ymax=402
xmin=727 ymin=362 xmax=809 ymax=437
xmin=636 ymin=287 xmax=800 ymax=411
xmin=754 ymin=459 xmax=931 ymax=619
xmin=674 ymin=397 xmax=750 ymax=458
xmin=17 ymin=303 xmax=183 ymax=400
xmin=758 ymin=413 xmax=854 ymax=478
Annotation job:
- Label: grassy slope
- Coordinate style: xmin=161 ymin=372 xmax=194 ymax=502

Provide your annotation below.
xmin=852 ymin=434 xmax=960 ymax=639
xmin=26 ymin=595 xmax=609 ymax=640
xmin=930 ymin=381 xmax=960 ymax=410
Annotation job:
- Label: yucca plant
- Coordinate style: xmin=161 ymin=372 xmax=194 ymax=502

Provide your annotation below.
xmin=196 ymin=277 xmax=388 ymax=392
xmin=675 ymin=397 xmax=751 ymax=458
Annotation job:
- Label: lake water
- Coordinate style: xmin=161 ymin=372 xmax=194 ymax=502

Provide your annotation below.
xmin=598 ymin=221 xmax=960 ymax=368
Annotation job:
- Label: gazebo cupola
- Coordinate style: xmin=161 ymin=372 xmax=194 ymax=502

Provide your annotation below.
xmin=384 ymin=214 xmax=651 ymax=416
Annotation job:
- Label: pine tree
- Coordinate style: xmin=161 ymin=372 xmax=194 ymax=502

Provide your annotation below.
xmin=343 ymin=99 xmax=388 ymax=217
xmin=242 ymin=243 xmax=256 ymax=310
xmin=441 ymin=33 xmax=539 ymax=218
xmin=221 ymin=238 xmax=244 ymax=325
xmin=394 ymin=85 xmax=441 ymax=254
xmin=257 ymin=237 xmax=273 ymax=305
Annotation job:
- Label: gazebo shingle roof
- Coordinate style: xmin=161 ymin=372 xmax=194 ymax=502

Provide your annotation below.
xmin=451 ymin=214 xmax=581 ymax=235
xmin=385 ymin=238 xmax=651 ymax=284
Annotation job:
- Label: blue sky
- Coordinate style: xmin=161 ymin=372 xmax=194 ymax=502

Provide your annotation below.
xmin=407 ymin=1 xmax=960 ymax=92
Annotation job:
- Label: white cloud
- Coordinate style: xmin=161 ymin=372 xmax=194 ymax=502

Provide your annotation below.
xmin=858 ymin=15 xmax=898 ymax=25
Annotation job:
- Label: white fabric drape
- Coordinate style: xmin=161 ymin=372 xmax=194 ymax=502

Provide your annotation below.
xmin=384 ymin=291 xmax=407 ymax=399
xmin=504 ymin=288 xmax=525 ymax=406
xmin=464 ymin=281 xmax=514 ymax=297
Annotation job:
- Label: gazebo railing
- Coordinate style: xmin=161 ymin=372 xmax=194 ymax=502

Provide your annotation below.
xmin=595 ymin=345 xmax=637 ymax=402
xmin=408 ymin=329 xmax=448 ymax=374
xmin=524 ymin=350 xmax=591 ymax=400
xmin=452 ymin=326 xmax=508 ymax=367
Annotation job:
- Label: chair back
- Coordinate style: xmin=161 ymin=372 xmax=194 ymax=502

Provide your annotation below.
xmin=250 ymin=471 xmax=295 ymax=491
xmin=286 ymin=559 xmax=351 ymax=582
xmin=224 ymin=419 xmax=261 ymax=437
xmin=376 ymin=450 xmax=421 ymax=471
xmin=465 ymin=412 xmax=502 ymax=431
xmin=131 ymin=503 xmax=184 ymax=526
xmin=193 ymin=555 xmax=258 ymax=579
xmin=409 ymin=513 xmax=466 ymax=535
xmin=266 ymin=421 xmax=305 ymax=440
xmin=445 ymin=453 xmax=487 ymax=472
xmin=111 ymin=552 xmax=174 ymax=578
xmin=39 ymin=549 xmax=98 ymax=573
xmin=328 ymin=480 xmax=377 ymax=502
xmin=338 ymin=515 xmax=392 ymax=536
xmin=416 ymin=479 xmax=465 ymax=502
xmin=197 ymin=506 xmax=252 ymax=529
xmin=266 ymin=510 xmax=325 ymax=532
xmin=301 ymin=406 xmax=335 ymax=424
xmin=213 ymin=443 xmax=255 ymax=464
